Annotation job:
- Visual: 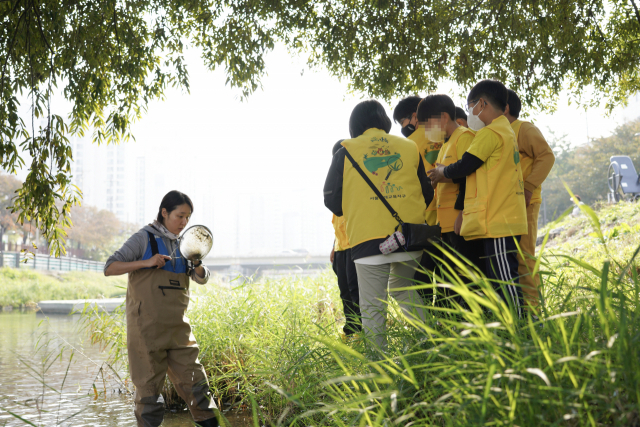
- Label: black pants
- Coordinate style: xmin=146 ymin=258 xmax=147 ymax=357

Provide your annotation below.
xmin=332 ymin=249 xmax=362 ymax=335
xmin=481 ymin=236 xmax=524 ymax=319
xmin=414 ymin=232 xmax=485 ymax=308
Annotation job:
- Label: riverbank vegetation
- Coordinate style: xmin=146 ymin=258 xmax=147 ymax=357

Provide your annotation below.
xmin=80 ymin=200 xmax=640 ymax=426
xmin=0 ymin=268 xmax=127 ymax=308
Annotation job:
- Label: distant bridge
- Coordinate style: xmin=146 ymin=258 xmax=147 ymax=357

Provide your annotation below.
xmin=0 ymin=251 xmax=331 ymax=277
xmin=204 ymin=255 xmax=330 ymax=278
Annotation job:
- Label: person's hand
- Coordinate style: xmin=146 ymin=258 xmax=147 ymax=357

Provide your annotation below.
xmin=330 ymin=248 xmax=335 ymax=263
xmin=454 ymin=211 xmax=464 ymax=235
xmin=427 ymin=163 xmax=447 ymax=185
xmin=524 ymin=189 xmax=533 ymax=207
xmin=145 ymin=254 xmax=171 ymax=269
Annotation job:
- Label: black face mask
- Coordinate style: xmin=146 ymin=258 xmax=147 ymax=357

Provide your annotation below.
xmin=401 ymin=123 xmax=416 ymax=137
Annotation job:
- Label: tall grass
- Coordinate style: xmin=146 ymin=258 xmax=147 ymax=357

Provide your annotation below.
xmin=80 ymin=201 xmax=640 ymax=426
xmin=0 ymin=268 xmax=127 ymax=308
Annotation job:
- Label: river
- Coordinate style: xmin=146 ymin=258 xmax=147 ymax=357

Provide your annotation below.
xmin=0 ymin=311 xmax=252 ymax=427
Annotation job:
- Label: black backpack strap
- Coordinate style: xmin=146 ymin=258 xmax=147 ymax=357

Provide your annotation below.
xmin=343 ymin=148 xmax=404 ymax=227
xmin=147 ymin=231 xmax=159 ymax=256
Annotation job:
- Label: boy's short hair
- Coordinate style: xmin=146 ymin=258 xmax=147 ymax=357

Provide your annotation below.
xmin=416 ymin=94 xmax=456 ymax=123
xmin=506 ymin=89 xmax=522 ymax=119
xmin=392 ymin=96 xmax=422 ymax=123
xmin=455 ymin=107 xmax=467 ymax=121
xmin=467 ymin=79 xmax=509 ymax=112
xmin=349 ymin=100 xmax=392 ymax=138
xmin=332 ymin=139 xmax=345 ymax=156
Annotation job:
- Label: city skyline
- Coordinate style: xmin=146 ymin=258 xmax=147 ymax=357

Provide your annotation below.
xmin=69 ymin=137 xmax=334 ymax=256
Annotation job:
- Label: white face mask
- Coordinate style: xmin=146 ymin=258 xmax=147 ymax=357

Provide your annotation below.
xmin=467 ymin=101 xmax=486 ymax=131
xmin=425 ymin=125 xmax=446 ymax=142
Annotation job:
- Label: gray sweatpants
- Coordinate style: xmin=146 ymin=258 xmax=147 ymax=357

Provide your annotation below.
xmin=355 ymin=260 xmax=426 ymax=351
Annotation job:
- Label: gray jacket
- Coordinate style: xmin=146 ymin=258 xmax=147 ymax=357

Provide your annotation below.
xmin=104 ymin=225 xmax=210 ymax=284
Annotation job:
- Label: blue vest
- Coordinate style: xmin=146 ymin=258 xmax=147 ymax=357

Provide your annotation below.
xmin=142 ymin=231 xmax=187 ymax=274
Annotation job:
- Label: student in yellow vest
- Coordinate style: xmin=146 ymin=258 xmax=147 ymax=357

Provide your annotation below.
xmin=394 ymin=97 xmax=439 ymax=265
xmin=413 ymin=95 xmax=484 ymax=307
xmin=393 ymin=96 xmax=442 ymax=290
xmin=428 ymin=80 xmax=528 ymax=318
xmin=393 ymin=96 xmax=442 ymax=170
xmin=324 ymin=100 xmax=434 ymax=351
xmin=329 ymin=140 xmax=362 ymax=336
xmin=455 ymin=107 xmax=468 ymax=128
xmin=505 ymin=89 xmax=555 ymax=310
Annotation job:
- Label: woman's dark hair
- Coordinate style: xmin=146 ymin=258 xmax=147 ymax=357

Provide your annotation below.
xmin=349 ymin=100 xmax=392 ymax=138
xmin=157 ymin=190 xmax=194 ymax=223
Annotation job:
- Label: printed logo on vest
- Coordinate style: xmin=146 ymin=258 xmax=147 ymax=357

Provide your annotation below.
xmin=169 ymin=280 xmax=181 ymax=287
xmin=424 ymin=147 xmax=440 ymax=165
xmin=363 ymin=144 xmax=403 ymax=179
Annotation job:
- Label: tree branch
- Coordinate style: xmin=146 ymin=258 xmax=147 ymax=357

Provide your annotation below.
xmin=0 ymin=0 xmax=26 ymax=95
xmin=630 ymin=0 xmax=640 ymax=28
xmin=32 ymin=0 xmax=53 ymax=54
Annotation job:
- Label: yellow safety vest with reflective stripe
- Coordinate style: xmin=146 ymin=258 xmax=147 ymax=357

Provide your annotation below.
xmin=435 ymin=126 xmax=475 ymax=233
xmin=461 ymin=118 xmax=528 ymax=240
xmin=342 ymin=128 xmax=427 ymax=247
xmin=332 ymin=214 xmax=350 ymax=251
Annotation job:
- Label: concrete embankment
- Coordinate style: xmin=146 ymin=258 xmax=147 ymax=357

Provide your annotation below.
xmin=37 ymin=298 xmax=125 ymax=314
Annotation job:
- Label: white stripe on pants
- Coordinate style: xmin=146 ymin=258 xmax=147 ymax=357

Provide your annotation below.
xmin=355 ymin=260 xmax=426 ymax=350
xmin=492 ymin=237 xmax=522 ymax=318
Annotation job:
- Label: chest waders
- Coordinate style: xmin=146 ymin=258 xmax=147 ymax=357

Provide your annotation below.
xmin=126 ymin=232 xmax=218 ymax=427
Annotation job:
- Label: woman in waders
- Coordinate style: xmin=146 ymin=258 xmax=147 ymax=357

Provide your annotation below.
xmin=105 ymin=190 xmax=218 ymax=427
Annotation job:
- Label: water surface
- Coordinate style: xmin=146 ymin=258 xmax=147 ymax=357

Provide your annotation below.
xmin=0 ymin=311 xmax=250 ymax=426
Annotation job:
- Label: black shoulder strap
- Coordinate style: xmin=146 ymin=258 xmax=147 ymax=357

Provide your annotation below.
xmin=147 ymin=231 xmax=159 ymax=256
xmin=343 ymin=148 xmax=404 ymax=226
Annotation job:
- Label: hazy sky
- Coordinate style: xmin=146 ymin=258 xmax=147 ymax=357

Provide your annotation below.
xmin=121 ymin=44 xmax=638 ymax=199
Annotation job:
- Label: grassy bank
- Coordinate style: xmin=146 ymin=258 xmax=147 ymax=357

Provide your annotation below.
xmin=0 ymin=268 xmax=127 ymax=308
xmin=82 ymin=201 xmax=640 ymax=426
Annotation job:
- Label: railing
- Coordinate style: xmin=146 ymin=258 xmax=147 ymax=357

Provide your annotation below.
xmin=0 ymin=251 xmax=105 ymax=273
xmin=1 ymin=243 xmax=89 ymax=259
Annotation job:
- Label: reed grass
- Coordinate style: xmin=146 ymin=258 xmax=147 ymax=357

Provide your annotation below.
xmin=80 ymin=200 xmax=640 ymax=426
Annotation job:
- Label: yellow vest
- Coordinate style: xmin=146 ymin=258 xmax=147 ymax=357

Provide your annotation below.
xmin=435 ymin=126 xmax=475 ymax=233
xmin=409 ymin=126 xmax=440 ymax=225
xmin=512 ymin=119 xmax=542 ymax=204
xmin=342 ymin=129 xmax=427 ymax=247
xmin=408 ymin=126 xmax=443 ymax=172
xmin=332 ymin=215 xmax=350 ymax=251
xmin=461 ymin=117 xmax=528 ymax=240
xmin=425 ymin=197 xmax=437 ymax=226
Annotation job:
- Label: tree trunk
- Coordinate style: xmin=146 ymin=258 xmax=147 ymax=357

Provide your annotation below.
xmin=0 ymin=226 xmax=4 ymax=252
